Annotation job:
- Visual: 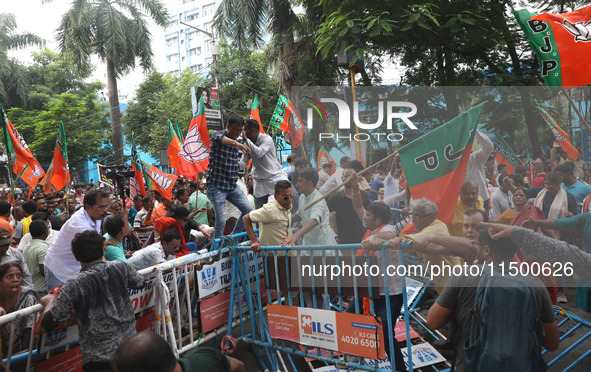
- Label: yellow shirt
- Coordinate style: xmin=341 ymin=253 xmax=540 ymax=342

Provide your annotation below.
xmin=449 ymin=196 xmax=484 ymax=237
xmin=405 ymin=219 xmax=462 ymax=294
xmin=248 ymin=199 xmax=292 ymax=247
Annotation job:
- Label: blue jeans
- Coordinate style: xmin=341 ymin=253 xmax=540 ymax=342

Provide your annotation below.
xmin=346 ymin=294 xmax=406 ymax=371
xmin=45 ymin=267 xmax=65 ymax=292
xmin=207 ymin=184 xmax=253 ymax=238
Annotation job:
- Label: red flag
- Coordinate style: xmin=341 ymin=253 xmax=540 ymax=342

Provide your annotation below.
xmin=289 ymin=103 xmax=306 ymax=148
xmin=176 ymin=96 xmax=210 ymax=179
xmin=148 ymin=166 xmax=177 ymax=200
xmin=40 ymin=161 xmax=54 ymax=194
xmin=4 ymin=116 xmax=35 ymax=175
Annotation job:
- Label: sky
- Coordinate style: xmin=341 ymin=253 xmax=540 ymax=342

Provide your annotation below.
xmin=8 ymin=0 xmax=403 ymax=102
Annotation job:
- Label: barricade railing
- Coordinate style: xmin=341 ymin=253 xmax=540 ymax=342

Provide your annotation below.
xmin=224 ymin=243 xmax=447 ymax=372
xmin=0 ymin=230 xmax=257 ymax=371
xmin=543 ymin=308 xmax=591 ymax=371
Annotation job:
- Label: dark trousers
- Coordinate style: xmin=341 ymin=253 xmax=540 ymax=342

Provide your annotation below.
xmin=346 ymin=294 xmax=407 ymax=371
xmin=0 ymin=166 xmax=9 ymax=185
xmin=83 ymin=362 xmax=113 ymax=372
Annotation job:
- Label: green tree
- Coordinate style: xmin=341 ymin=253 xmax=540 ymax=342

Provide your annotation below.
xmin=26 ymin=49 xmax=104 ymax=110
xmin=54 ymin=0 xmax=169 ymax=165
xmin=0 ymin=13 xmax=44 ymax=108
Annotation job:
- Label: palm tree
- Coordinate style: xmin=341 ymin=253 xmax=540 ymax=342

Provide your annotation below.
xmin=55 ymin=0 xmax=169 ymax=164
xmin=0 ymin=13 xmax=44 ymax=108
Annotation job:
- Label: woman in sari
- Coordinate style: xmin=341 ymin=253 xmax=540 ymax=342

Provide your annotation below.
xmin=497 ymin=187 xmax=557 ymax=304
xmin=0 ymin=262 xmax=37 ymax=357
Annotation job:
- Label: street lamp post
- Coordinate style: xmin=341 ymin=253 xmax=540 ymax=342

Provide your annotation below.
xmin=180 ymin=21 xmax=220 ymax=94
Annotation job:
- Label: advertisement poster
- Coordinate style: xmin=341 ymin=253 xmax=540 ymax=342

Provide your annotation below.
xmin=197 ymin=252 xmax=264 ymax=298
xmin=401 ymin=342 xmax=446 ymax=369
xmin=39 ymin=325 xmax=79 ymax=354
xmin=128 ymin=271 xmax=177 ymax=313
xmin=191 ymin=86 xmax=222 ymax=130
xmin=267 ymin=304 xmax=385 ymax=360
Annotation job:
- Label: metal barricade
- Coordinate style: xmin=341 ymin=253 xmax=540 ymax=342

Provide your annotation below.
xmin=543 ymin=308 xmax=591 ymax=371
xmin=225 ymin=243 xmax=420 ymax=372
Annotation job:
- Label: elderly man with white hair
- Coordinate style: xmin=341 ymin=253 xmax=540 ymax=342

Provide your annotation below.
xmin=390 ymin=198 xmax=463 ymax=293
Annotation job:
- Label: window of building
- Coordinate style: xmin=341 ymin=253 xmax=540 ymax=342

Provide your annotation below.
xmin=167 ymin=37 xmax=178 ymax=47
xmin=202 ymin=3 xmax=215 ymax=17
xmin=190 ymin=47 xmax=202 ymax=56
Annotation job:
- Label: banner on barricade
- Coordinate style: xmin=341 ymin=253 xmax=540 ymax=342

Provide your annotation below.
xmin=136 ymin=311 xmax=157 ymax=333
xmin=300 ymin=345 xmax=343 ymax=362
xmin=267 ymin=304 xmax=385 ymax=360
xmin=128 ymin=271 xmax=176 ymax=313
xmin=37 ymin=345 xmax=83 ymax=372
xmin=401 ymin=343 xmax=446 ymax=369
xmin=197 ymin=252 xmax=264 ymax=298
xmin=200 ymin=280 xmax=268 ymax=332
xmin=395 ymin=321 xmax=419 ymax=342
xmin=40 ymin=325 xmax=79 ymax=354
xmin=311 ymin=356 xmax=391 ymax=371
xmin=405 ymin=277 xmax=424 ymax=307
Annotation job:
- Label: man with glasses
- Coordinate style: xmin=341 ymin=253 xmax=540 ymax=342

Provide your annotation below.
xmin=243 ymin=180 xmax=293 ymax=253
xmin=206 ymin=115 xmax=253 ymax=238
xmin=44 ymin=188 xmax=111 ymax=290
xmin=128 ymin=228 xmax=183 ymax=270
xmin=389 ymin=198 xmax=462 ymax=294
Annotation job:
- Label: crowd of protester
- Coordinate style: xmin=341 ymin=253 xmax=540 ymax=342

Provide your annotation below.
xmin=0 ymin=117 xmax=589 ymax=371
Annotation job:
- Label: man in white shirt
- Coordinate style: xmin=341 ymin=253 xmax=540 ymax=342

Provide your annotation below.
xmin=0 ymin=148 xmax=9 ymax=185
xmin=44 ymin=188 xmax=110 ymax=290
xmin=240 ymin=119 xmax=287 ymax=209
xmin=489 ymin=174 xmax=513 ymax=220
xmin=316 ymin=163 xmax=332 ymax=190
xmin=465 ymin=131 xmax=493 ymax=210
xmin=319 ymin=156 xmax=351 ymax=194
xmin=128 ymin=229 xmax=182 ymax=270
xmin=292 ymin=168 xmax=337 ymax=252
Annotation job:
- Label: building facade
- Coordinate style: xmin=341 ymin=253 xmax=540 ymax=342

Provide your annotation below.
xmin=164 ymin=0 xmax=221 ymax=76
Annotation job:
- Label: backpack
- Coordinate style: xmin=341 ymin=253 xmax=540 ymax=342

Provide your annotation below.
xmin=464 ymin=267 xmax=547 ymax=372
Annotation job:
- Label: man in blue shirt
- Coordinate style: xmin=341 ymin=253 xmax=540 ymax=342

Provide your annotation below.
xmin=556 ymin=162 xmax=591 ymax=211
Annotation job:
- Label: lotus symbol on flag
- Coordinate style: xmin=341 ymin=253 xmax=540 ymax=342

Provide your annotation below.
xmin=179 ymin=125 xmax=208 ymax=162
xmin=562 ymin=19 xmax=591 ymax=42
xmin=150 ymin=169 xmax=174 ymax=190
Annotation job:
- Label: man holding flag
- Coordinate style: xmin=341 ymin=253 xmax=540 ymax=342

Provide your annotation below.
xmin=206 ymin=115 xmax=253 ymax=238
xmin=240 ymin=119 xmax=287 ymax=209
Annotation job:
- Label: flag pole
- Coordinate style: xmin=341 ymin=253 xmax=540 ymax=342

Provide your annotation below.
xmin=561 ymin=89 xmax=591 ymax=134
xmin=304 ymin=150 xmax=398 ymax=211
xmin=350 ymin=68 xmax=363 ymax=164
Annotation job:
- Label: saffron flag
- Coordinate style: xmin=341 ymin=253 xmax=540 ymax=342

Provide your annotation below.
xmin=317 ymin=146 xmax=336 ymax=176
xmin=1 ymin=108 xmax=35 ymax=175
xmin=270 ymin=95 xmax=292 ymax=131
xmin=131 ymin=133 xmax=146 ymax=197
xmin=167 ymin=119 xmax=182 ymax=169
xmin=40 ymin=160 xmax=53 ymax=194
xmin=540 ymin=108 xmax=579 ymax=160
xmin=20 ymin=161 xmax=45 ymax=189
xmin=290 ymin=104 xmax=306 ymax=148
xmin=148 ymin=166 xmax=177 ymax=200
xmin=399 ymin=103 xmax=486 ymax=229
xmin=50 ymin=121 xmax=70 ymax=191
xmin=176 ymin=96 xmax=210 ymax=179
xmin=494 ymin=136 xmax=519 ymax=175
xmin=250 ymin=94 xmax=264 ymax=134
xmin=514 ymin=5 xmax=591 ymax=87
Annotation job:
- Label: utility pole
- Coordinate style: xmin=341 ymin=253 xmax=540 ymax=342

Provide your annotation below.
xmin=180 ymin=21 xmax=221 ymax=97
